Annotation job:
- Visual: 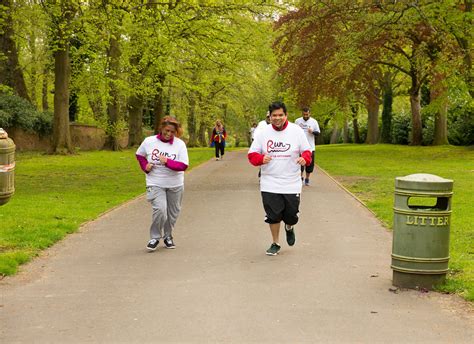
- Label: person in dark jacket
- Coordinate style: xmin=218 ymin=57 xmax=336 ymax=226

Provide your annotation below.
xmin=211 ymin=120 xmax=227 ymax=161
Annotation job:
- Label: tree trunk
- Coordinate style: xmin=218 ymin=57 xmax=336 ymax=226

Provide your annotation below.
xmin=351 ymin=105 xmax=361 ymax=143
xmin=128 ymin=94 xmax=143 ymax=147
xmin=330 ymin=123 xmax=339 ymax=144
xmin=88 ymin=98 xmax=102 ymax=120
xmin=0 ymin=0 xmax=30 ymax=101
xmin=42 ymin=66 xmax=49 ymax=111
xmin=153 ymin=77 xmax=165 ymax=134
xmin=69 ymin=92 xmax=77 ymax=122
xmin=409 ymin=91 xmax=423 ymax=145
xmin=342 ymin=118 xmax=349 ymax=143
xmin=198 ymin=121 xmax=207 ymax=146
xmin=365 ymin=87 xmax=380 ymax=144
xmin=52 ymin=45 xmax=73 ymax=154
xmin=28 ymin=28 xmax=37 ymax=107
xmin=380 ymin=72 xmax=393 ymax=143
xmin=187 ymin=94 xmax=198 ymax=147
xmin=458 ymin=0 xmax=473 ymax=97
xmin=431 ymin=73 xmax=449 ymax=145
xmin=222 ymin=103 xmax=228 ymax=124
xmin=105 ymin=36 xmax=121 ymax=151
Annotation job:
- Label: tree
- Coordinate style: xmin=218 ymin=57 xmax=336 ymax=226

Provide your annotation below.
xmin=0 ymin=0 xmax=31 ymax=101
xmin=41 ymin=0 xmax=81 ymax=154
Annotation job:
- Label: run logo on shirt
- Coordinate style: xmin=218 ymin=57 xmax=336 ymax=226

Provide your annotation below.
xmin=267 ymin=140 xmax=291 ymax=153
xmin=151 ymin=149 xmax=177 ymax=163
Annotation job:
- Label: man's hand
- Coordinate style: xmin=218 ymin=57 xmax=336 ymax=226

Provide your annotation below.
xmin=296 ymin=157 xmax=306 ymax=166
xmin=262 ymin=154 xmax=272 ymax=164
xmin=307 ymin=127 xmax=313 ymax=133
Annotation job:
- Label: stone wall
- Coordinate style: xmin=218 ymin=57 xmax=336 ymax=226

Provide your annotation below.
xmin=5 ymin=124 xmax=129 ymax=151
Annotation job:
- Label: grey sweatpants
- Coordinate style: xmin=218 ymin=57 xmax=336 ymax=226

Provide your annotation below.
xmin=146 ymin=185 xmax=184 ymax=240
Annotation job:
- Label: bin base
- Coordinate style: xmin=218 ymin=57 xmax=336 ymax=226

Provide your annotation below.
xmin=392 ymin=271 xmax=446 ymax=290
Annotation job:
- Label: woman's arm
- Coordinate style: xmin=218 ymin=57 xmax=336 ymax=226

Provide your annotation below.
xmin=136 ymin=154 xmax=150 ymax=173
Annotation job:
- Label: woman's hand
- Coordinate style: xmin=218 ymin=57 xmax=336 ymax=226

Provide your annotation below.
xmin=158 ymin=155 xmax=168 ymax=164
xmin=145 ymin=163 xmax=154 ymax=172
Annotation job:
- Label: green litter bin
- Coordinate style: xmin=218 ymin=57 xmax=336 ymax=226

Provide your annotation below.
xmin=0 ymin=128 xmax=15 ymax=205
xmin=391 ymin=173 xmax=453 ymax=290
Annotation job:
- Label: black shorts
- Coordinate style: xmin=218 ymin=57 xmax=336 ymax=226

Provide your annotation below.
xmin=261 ymin=192 xmax=300 ymax=225
xmin=301 ymin=151 xmax=315 ymax=174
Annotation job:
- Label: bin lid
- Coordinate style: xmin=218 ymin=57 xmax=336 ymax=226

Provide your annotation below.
xmin=395 ymin=173 xmax=453 ymax=192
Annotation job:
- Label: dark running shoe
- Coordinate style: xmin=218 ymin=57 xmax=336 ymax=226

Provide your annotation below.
xmin=304 ymin=178 xmax=310 ymax=186
xmin=147 ymin=238 xmax=159 ymax=251
xmin=285 ymin=224 xmax=296 ymax=246
xmin=266 ymin=243 xmax=281 ymax=256
xmin=164 ymin=237 xmax=176 ymax=249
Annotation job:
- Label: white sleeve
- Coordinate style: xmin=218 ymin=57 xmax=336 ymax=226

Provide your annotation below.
xmin=178 ymin=142 xmax=189 ymax=165
xmin=299 ymin=128 xmax=311 ymax=152
xmin=312 ymin=119 xmax=320 ymax=134
xmin=136 ymin=139 xmax=147 ymax=157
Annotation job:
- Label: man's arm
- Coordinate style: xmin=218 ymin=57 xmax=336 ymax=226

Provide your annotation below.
xmin=312 ymin=119 xmax=321 ymax=136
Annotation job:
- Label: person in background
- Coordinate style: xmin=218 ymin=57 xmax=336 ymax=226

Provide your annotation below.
xmin=211 ymin=120 xmax=227 ymax=161
xmin=136 ymin=116 xmax=189 ymax=251
xmin=250 ymin=122 xmax=257 ymax=143
xmin=295 ymin=107 xmax=320 ymax=186
xmin=254 ymin=111 xmax=271 ymax=140
xmin=248 ymin=101 xmax=312 ymax=256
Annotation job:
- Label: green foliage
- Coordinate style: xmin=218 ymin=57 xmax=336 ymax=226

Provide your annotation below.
xmin=33 ymin=111 xmax=54 ymax=137
xmin=316 ymin=144 xmax=474 ymax=301
xmin=0 ymin=93 xmax=52 ymax=135
xmin=421 ymin=111 xmax=435 ymax=146
xmin=273 ymin=1 xmax=472 ymax=145
xmin=391 ymin=114 xmax=410 ymax=145
xmin=103 ymin=118 xmax=127 ymax=140
xmin=0 ymin=148 xmax=214 ymax=276
xmin=448 ymin=105 xmax=474 ymax=146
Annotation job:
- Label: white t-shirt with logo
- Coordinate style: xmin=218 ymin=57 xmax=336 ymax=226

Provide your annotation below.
xmin=136 ymin=136 xmax=189 ymax=188
xmin=249 ymin=122 xmax=311 ymax=194
xmin=295 ymin=117 xmax=320 ymax=150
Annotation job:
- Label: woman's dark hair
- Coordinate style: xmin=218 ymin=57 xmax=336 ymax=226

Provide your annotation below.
xmin=159 ymin=116 xmax=184 ymax=137
xmin=268 ymin=101 xmax=287 ymax=114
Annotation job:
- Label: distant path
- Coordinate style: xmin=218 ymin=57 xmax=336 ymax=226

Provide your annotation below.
xmin=1 ymin=150 xmax=473 ymax=343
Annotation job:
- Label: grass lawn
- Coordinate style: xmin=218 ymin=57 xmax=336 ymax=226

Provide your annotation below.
xmin=315 ymin=144 xmax=474 ymax=301
xmin=0 ymin=148 xmax=214 ymax=276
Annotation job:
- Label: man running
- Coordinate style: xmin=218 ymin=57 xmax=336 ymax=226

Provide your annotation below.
xmin=248 ymin=101 xmax=312 ymax=256
xmin=295 ymin=107 xmax=320 ymax=186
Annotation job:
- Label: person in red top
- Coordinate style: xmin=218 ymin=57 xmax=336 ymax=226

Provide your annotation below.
xmin=211 ymin=120 xmax=227 ymax=161
xmin=248 ymin=101 xmax=312 ymax=256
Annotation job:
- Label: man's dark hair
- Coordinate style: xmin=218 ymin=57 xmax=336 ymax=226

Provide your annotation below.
xmin=302 ymin=107 xmax=310 ymax=112
xmin=268 ymin=101 xmax=287 ymax=114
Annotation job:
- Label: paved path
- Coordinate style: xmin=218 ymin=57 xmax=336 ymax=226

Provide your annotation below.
xmin=1 ymin=150 xmax=473 ymax=343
